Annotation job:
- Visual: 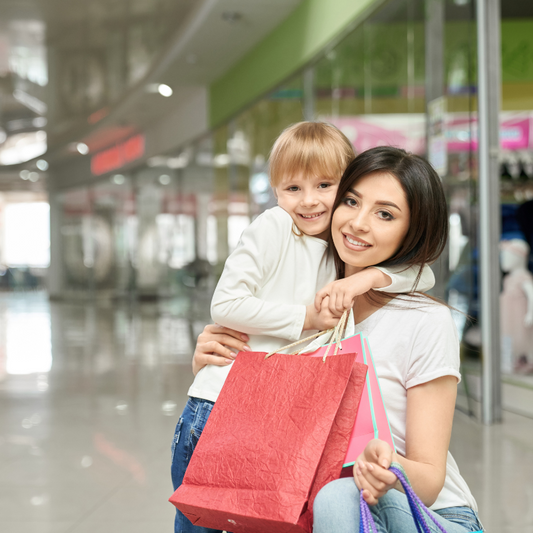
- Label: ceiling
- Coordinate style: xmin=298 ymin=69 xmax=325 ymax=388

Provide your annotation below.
xmin=0 ymin=0 xmax=303 ymax=191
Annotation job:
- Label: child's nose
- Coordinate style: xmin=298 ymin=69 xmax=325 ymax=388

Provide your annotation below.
xmin=301 ymin=192 xmax=319 ymax=206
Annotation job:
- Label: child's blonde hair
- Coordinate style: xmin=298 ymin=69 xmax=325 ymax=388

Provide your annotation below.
xmin=269 ymin=122 xmax=355 ymax=186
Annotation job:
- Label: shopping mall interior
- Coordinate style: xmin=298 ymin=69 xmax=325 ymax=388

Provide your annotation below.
xmin=0 ymin=0 xmax=532 ymax=531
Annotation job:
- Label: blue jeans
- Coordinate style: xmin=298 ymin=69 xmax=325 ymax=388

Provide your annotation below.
xmin=313 ymin=478 xmax=484 ymax=533
xmin=171 ymin=397 xmax=222 ymax=533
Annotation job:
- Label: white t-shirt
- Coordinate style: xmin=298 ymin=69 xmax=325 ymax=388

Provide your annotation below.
xmin=351 ymin=298 xmax=478 ymax=511
xmin=188 ymin=206 xmax=435 ymax=403
xmin=188 ymin=207 xmax=335 ymax=402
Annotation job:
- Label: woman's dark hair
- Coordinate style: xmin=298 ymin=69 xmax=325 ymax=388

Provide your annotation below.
xmin=331 ymin=146 xmax=448 ymax=298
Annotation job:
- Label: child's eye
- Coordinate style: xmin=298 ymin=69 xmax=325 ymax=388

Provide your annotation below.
xmin=342 ymin=196 xmax=358 ymax=207
xmin=287 ymin=186 xmax=299 ymax=192
xmin=318 ymin=183 xmax=331 ymax=189
xmin=378 ymin=210 xmax=394 ymax=221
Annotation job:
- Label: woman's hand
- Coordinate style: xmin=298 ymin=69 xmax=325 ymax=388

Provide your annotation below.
xmin=353 ymin=439 xmax=399 ymax=506
xmin=192 ymin=324 xmax=250 ymax=375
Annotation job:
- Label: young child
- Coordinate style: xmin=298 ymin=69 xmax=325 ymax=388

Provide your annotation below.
xmin=171 ymin=122 xmax=434 ymax=533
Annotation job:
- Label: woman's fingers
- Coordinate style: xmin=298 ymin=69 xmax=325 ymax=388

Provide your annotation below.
xmin=196 ymin=350 xmax=234 ymax=367
xmin=203 ymin=324 xmax=249 ymax=342
xmin=192 ymin=324 xmax=251 ymax=374
xmin=355 ymin=461 xmax=397 ymax=506
xmin=355 ymin=464 xmax=380 ymax=506
xmin=201 ymin=334 xmax=249 ymax=353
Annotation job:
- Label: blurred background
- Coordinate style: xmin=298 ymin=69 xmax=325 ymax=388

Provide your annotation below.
xmin=0 ymin=0 xmax=532 ymax=532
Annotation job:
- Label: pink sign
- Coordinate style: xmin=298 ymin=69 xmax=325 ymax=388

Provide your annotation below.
xmin=447 ymin=116 xmax=531 ymax=152
xmin=324 ymin=115 xmax=427 ymax=155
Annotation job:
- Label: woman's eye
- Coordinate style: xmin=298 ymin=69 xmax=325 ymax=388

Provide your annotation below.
xmin=378 ymin=210 xmax=394 ymax=221
xmin=342 ymin=197 xmax=358 ymax=207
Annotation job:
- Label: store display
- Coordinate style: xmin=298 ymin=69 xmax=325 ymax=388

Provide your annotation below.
xmin=500 ymin=239 xmax=533 ymax=374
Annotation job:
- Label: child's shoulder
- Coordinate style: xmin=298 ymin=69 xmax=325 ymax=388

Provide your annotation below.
xmin=248 ymin=206 xmax=293 ymax=234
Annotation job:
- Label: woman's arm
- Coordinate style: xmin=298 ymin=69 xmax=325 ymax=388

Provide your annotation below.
xmin=192 ymin=324 xmax=250 ymax=376
xmin=354 ymin=374 xmax=457 ymax=507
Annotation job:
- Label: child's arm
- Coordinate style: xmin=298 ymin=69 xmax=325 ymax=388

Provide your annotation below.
xmin=314 ymin=264 xmax=434 ymax=315
xmin=374 ymin=264 xmax=435 ymax=293
xmin=212 ymin=208 xmax=317 ymax=342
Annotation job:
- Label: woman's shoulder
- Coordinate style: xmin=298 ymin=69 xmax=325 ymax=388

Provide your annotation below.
xmin=384 ymin=296 xmax=456 ymax=332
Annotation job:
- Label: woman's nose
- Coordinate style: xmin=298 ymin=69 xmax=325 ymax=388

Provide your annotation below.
xmin=349 ymin=212 xmax=370 ymax=232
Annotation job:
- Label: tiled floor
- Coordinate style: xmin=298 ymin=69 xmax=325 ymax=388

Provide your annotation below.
xmin=0 ymin=291 xmax=531 ymax=533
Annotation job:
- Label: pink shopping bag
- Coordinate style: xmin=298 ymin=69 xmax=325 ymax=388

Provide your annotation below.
xmin=305 ymin=333 xmax=395 ymax=469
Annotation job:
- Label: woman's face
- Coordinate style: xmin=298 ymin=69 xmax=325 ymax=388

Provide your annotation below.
xmin=331 ymin=171 xmax=410 ymax=275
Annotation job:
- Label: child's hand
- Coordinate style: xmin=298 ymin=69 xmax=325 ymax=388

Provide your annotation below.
xmin=192 ymin=324 xmax=250 ymax=375
xmin=353 ymin=439 xmax=398 ymax=506
xmin=315 ymin=268 xmax=392 ymax=315
xmin=304 ymin=296 xmax=342 ymax=331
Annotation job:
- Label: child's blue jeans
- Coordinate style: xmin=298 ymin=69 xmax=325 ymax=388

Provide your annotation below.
xmin=313 ymin=477 xmax=484 ymax=533
xmin=171 ymin=397 xmax=222 ymax=533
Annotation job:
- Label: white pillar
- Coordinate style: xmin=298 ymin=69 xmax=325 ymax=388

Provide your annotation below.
xmin=477 ymin=0 xmax=502 ymax=424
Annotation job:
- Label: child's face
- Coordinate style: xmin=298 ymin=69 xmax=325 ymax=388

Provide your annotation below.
xmin=274 ymin=172 xmax=339 ymax=240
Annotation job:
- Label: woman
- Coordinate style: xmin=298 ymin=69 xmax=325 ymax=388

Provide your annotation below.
xmin=192 ymin=147 xmax=483 ymax=533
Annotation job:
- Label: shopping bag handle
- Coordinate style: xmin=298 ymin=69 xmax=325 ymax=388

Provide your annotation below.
xmin=264 ymin=310 xmax=349 ymax=361
xmin=360 ymin=462 xmax=449 ymax=533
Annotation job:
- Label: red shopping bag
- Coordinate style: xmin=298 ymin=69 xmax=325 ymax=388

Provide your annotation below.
xmin=170 ymin=351 xmax=367 ymax=533
xmin=306 ymin=334 xmax=395 ymax=471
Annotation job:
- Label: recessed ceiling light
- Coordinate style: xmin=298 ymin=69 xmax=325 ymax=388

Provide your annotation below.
xmin=29 ymin=172 xmax=39 ymax=182
xmin=112 ymin=174 xmax=125 ymax=185
xmin=158 ymin=84 xmax=173 ymax=97
xmin=19 ymin=170 xmax=30 ymax=180
xmin=159 ymin=174 xmax=171 ymax=185
xmin=76 ymin=143 xmax=89 ymax=155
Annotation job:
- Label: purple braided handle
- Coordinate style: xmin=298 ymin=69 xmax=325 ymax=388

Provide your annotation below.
xmin=359 ymin=463 xmax=448 ymax=533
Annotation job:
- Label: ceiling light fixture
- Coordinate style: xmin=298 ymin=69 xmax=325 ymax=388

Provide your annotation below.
xmin=76 ymin=143 xmax=89 ymax=155
xmin=158 ymin=84 xmax=173 ymax=97
xmin=20 ymin=170 xmax=30 ymax=180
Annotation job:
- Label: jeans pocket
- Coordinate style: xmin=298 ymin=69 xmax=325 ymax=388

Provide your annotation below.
xmin=436 ymin=507 xmax=482 ymax=532
xmin=189 ymin=401 xmax=214 ymax=450
xmin=171 ymin=417 xmax=184 ymax=460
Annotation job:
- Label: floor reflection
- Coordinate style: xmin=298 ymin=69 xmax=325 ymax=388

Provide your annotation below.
xmin=0 ymin=291 xmax=530 ymax=532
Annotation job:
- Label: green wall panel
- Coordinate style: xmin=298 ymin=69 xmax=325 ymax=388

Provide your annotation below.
xmin=209 ymin=0 xmax=376 ymax=127
xmin=210 ymin=8 xmax=533 ymax=128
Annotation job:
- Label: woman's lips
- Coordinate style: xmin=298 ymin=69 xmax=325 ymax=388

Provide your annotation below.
xmin=343 ymin=233 xmax=372 ymax=251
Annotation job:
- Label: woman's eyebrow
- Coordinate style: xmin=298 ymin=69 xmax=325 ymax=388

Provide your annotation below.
xmin=376 ymin=200 xmax=401 ymax=211
xmin=348 ymin=188 xmax=402 ymax=212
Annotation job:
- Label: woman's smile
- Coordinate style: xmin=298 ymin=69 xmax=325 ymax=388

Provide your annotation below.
xmin=343 ymin=233 xmax=372 ymax=250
